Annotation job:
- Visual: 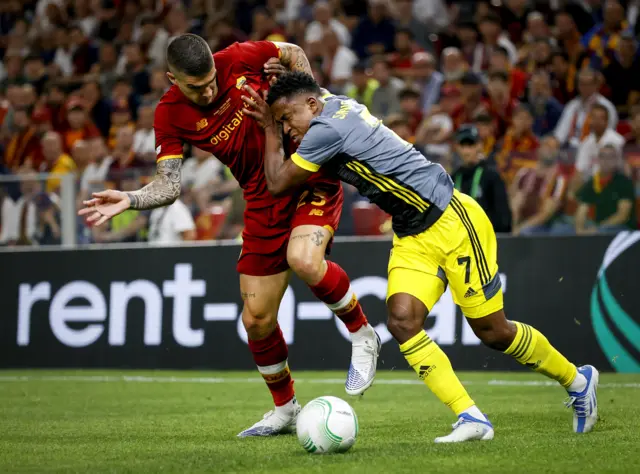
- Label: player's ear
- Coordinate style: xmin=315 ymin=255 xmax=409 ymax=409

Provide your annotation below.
xmin=166 ymin=72 xmax=176 ymax=85
xmin=307 ymin=96 xmax=319 ymax=113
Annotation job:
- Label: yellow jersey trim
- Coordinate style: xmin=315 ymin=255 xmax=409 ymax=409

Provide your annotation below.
xmin=291 ymin=152 xmax=320 ymax=172
xmin=157 ymin=154 xmax=183 ymax=162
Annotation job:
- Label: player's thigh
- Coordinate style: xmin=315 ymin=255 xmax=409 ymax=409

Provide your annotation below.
xmin=387 ymin=233 xmax=447 ymax=312
xmin=240 ymin=270 xmax=291 ymax=324
xmin=446 ymin=192 xmax=504 ymax=319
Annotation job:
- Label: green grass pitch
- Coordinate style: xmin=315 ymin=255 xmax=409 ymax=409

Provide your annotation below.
xmin=1 ymin=370 xmax=639 ymax=473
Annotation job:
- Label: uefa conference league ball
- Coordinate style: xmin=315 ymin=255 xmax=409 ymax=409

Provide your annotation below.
xmin=296 ymin=396 xmax=358 ymax=454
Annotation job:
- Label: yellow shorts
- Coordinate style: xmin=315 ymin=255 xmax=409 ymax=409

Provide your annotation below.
xmin=387 ymin=190 xmax=503 ymax=318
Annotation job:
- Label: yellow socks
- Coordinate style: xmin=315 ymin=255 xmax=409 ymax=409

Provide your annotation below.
xmin=505 ymin=322 xmax=577 ymax=387
xmin=400 ymin=330 xmax=475 ymax=415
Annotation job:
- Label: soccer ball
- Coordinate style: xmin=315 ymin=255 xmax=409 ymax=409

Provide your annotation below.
xmin=296 ymin=396 xmax=358 ymax=454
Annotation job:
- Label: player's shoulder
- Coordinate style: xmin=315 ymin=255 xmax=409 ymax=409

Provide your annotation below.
xmin=155 ymin=86 xmax=198 ymax=130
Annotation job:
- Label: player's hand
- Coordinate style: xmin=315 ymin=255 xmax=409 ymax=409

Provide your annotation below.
xmin=264 ymin=57 xmax=286 ymax=84
xmin=241 ymin=85 xmax=275 ymax=130
xmin=78 ymin=190 xmax=131 ymax=227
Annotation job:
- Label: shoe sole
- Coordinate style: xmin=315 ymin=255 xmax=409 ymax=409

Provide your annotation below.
xmin=434 ymin=428 xmax=495 ymax=443
xmin=345 ymin=333 xmax=382 ymax=396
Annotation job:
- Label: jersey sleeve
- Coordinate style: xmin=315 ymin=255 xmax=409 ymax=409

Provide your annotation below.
xmin=153 ymin=103 xmax=184 ymax=162
xmin=237 ymin=41 xmax=281 ymax=73
xmin=291 ymin=120 xmax=342 ymax=172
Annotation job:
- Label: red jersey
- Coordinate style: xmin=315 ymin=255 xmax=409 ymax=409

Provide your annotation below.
xmin=153 ymin=41 xmax=282 ymax=208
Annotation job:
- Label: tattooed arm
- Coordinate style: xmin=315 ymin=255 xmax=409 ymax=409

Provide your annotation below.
xmin=125 ymin=158 xmax=182 ymax=210
xmin=272 ymin=42 xmax=313 ymax=75
xmin=78 ymin=158 xmax=183 ymax=226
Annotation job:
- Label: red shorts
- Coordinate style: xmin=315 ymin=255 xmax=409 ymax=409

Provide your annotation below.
xmin=237 ymin=177 xmax=344 ymax=276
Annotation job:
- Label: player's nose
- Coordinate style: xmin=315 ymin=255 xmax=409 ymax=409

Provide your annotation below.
xmin=283 ymin=123 xmax=291 ymax=134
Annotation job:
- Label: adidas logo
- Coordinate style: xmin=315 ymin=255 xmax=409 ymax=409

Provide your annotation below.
xmin=418 ymin=365 xmax=435 ymax=379
xmin=464 ymin=287 xmax=477 ymax=298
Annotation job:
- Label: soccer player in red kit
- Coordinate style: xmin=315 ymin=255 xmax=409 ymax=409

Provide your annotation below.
xmin=79 ymin=34 xmax=381 ymax=437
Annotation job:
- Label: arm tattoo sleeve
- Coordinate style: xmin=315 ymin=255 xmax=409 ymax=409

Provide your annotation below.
xmin=126 ymin=158 xmax=182 ymax=210
xmin=276 ymin=43 xmax=313 ymax=75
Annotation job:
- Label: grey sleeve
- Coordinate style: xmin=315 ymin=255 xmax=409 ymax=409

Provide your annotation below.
xmin=291 ymin=119 xmax=343 ymax=172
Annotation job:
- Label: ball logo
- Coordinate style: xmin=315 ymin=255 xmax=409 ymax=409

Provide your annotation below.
xmin=590 ymin=231 xmax=640 ymax=372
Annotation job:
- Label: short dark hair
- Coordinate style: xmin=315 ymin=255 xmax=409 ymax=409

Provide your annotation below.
xmin=395 ymin=27 xmax=413 ymax=39
xmin=491 ymin=46 xmax=510 ymax=58
xmin=167 ymin=34 xmax=213 ymax=78
xmin=550 ymin=50 xmax=569 ymax=62
xmin=480 ymin=13 xmax=501 ymax=26
xmin=266 ymin=72 xmax=322 ymax=106
xmin=591 ymin=103 xmax=610 ymax=119
xmin=398 ymin=88 xmax=421 ymax=100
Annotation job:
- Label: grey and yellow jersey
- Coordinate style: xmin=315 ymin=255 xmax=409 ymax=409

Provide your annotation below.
xmin=292 ymin=95 xmax=453 ymax=237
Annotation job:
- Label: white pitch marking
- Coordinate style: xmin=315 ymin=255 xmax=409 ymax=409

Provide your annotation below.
xmin=0 ymin=375 xmax=637 ymax=388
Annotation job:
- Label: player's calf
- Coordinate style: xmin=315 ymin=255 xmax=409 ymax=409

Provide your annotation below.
xmin=466 ymin=309 xmax=598 ymax=433
xmin=287 ymin=225 xmax=379 ymax=395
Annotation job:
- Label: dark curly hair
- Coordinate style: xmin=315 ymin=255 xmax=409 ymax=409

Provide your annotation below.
xmin=266 ymin=71 xmax=322 ymax=106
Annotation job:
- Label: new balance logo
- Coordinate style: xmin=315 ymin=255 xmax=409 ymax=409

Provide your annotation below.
xmin=464 ymin=287 xmax=477 ymax=298
xmin=418 ymin=365 xmax=435 ymax=379
xmin=196 ymin=118 xmax=208 ymax=131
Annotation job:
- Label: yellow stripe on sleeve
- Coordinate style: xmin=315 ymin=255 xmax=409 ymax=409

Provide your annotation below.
xmin=157 ymin=154 xmax=183 ymax=162
xmin=291 ymin=152 xmax=321 ymax=172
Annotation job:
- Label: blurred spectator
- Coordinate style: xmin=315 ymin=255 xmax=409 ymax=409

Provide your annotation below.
xmin=602 ymin=31 xmax=640 ymax=119
xmin=53 ymin=27 xmax=74 ymax=77
xmin=527 ymin=70 xmax=564 ymax=137
xmin=91 ymin=177 xmax=148 ymax=243
xmin=554 ymin=9 xmax=590 ymax=72
xmin=108 ymin=98 xmax=134 ymax=149
xmin=137 ymin=14 xmax=169 ymax=68
xmin=74 ymin=0 xmax=98 ymax=37
xmin=369 ymin=56 xmax=402 ymax=119
xmin=82 ymin=79 xmax=111 ymax=137
xmin=108 ymin=126 xmax=146 ymax=171
xmin=455 ymin=21 xmax=480 ymax=70
xmin=410 ymin=52 xmax=443 ymax=114
xmin=388 ymin=28 xmax=422 ymax=79
xmin=397 ymin=87 xmax=423 ymax=137
xmin=386 ymin=114 xmax=414 ymax=144
xmin=495 ymin=104 xmax=539 ymax=185
xmin=0 ymin=52 xmax=24 ymax=91
xmin=475 ymin=13 xmax=517 ymax=72
xmin=415 ymin=85 xmax=459 ymax=159
xmin=486 ymin=70 xmax=518 ymax=138
xmin=522 ymin=11 xmax=552 ymax=46
xmin=582 ymin=0 xmax=628 ymax=70
xmin=550 ymin=51 xmax=578 ymax=105
xmin=182 ymin=148 xmax=223 ymax=194
xmin=474 ymin=112 xmax=498 ymax=161
xmin=440 ymin=47 xmax=466 ymax=89
xmin=351 ymin=0 xmax=396 ymax=59
xmin=148 ymin=196 xmax=196 ymax=244
xmin=412 ymin=0 xmax=449 ymax=33
xmin=23 ymin=55 xmax=49 ymax=96
xmin=321 ymin=28 xmax=357 ymax=92
xmin=625 ymin=106 xmax=640 ymax=145
xmin=61 ymin=96 xmax=101 ymax=152
xmin=554 ymin=69 xmax=617 ymax=148
xmin=69 ymin=24 xmax=99 ymax=76
xmin=207 ymin=16 xmax=248 ymax=53
xmin=305 ymin=1 xmax=350 ymax=46
xmin=96 ymin=0 xmax=120 ymax=42
xmin=4 ymin=107 xmax=41 ymax=171
xmin=345 ymin=62 xmax=379 ymax=110
xmin=70 ymin=139 xmax=93 ymax=181
xmin=500 ymin=0 xmax=532 ymax=46
xmin=489 ymin=46 xmax=528 ymax=100
xmin=79 ymin=139 xmax=112 ymax=200
xmin=563 ymin=0 xmax=597 ymax=36
xmin=451 ymin=125 xmax=512 ymax=233
xmin=575 ymin=144 xmax=637 ymax=234
xmin=119 ymin=42 xmax=151 ymax=97
xmin=451 ymin=72 xmax=489 ymax=130
xmin=574 ymin=103 xmax=626 ymax=182
xmin=520 ymin=37 xmax=554 ymax=75
xmin=250 ymin=7 xmax=286 ymax=42
xmin=392 ymin=0 xmax=433 ymax=52
xmin=511 ymin=146 xmax=570 ymax=235
xmin=145 ymin=68 xmax=170 ymax=103
xmin=95 ymin=42 xmax=120 ymax=93
xmin=42 ymin=82 xmax=68 ymax=132
xmin=133 ymin=104 xmax=156 ymax=161
xmin=42 ymin=131 xmax=76 ymax=193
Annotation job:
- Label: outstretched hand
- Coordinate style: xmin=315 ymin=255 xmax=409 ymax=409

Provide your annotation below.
xmin=241 ymin=85 xmax=275 ymax=130
xmin=78 ymin=189 xmax=131 ymax=227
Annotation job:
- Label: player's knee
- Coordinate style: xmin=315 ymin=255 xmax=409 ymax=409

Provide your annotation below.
xmin=287 ymin=250 xmax=324 ymax=285
xmin=242 ymin=305 xmax=278 ymax=339
xmin=474 ymin=318 xmax=516 ymax=351
xmin=386 ymin=303 xmax=421 ymax=342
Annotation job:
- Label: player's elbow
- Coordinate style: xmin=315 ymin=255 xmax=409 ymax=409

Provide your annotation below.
xmin=267 ymin=181 xmax=287 ymax=197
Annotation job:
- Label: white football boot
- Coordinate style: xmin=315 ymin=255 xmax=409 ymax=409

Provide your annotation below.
xmin=434 ymin=413 xmax=495 ymax=443
xmin=345 ymin=324 xmax=381 ymax=396
xmin=565 ymin=365 xmax=599 ymax=433
xmin=237 ymin=397 xmax=301 ymax=438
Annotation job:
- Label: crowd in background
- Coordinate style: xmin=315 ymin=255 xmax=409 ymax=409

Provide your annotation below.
xmin=1 ymin=0 xmax=640 ymax=246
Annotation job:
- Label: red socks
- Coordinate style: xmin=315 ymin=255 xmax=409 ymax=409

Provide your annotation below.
xmin=248 ymin=325 xmax=295 ymax=406
xmin=310 ymin=260 xmax=368 ymax=333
